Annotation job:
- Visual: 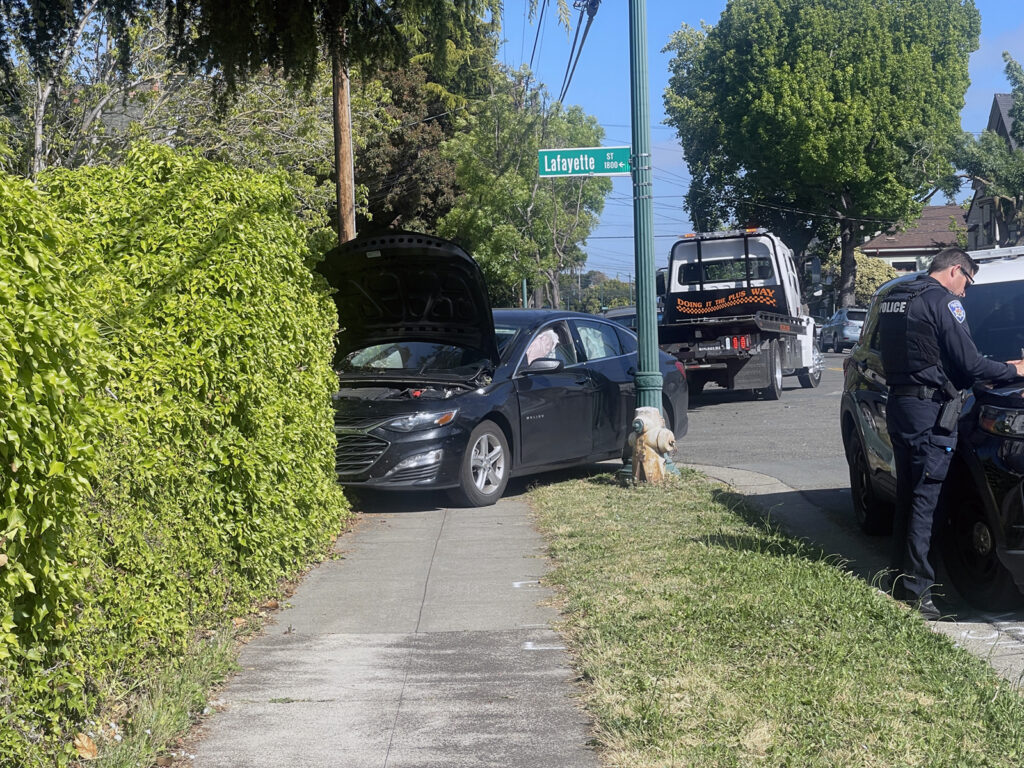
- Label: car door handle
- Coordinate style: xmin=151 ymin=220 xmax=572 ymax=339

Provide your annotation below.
xmin=575 ymin=376 xmax=590 ymax=386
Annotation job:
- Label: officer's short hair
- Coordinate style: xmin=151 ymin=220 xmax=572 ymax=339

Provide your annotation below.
xmin=929 ymin=247 xmax=978 ymax=277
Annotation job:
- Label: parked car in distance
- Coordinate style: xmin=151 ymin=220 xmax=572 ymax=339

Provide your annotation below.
xmin=840 ymin=248 xmax=1024 ymax=609
xmin=317 ymin=233 xmax=689 ymax=507
xmin=820 ymin=307 xmax=868 ymax=352
xmin=601 ymin=305 xmax=663 ymax=330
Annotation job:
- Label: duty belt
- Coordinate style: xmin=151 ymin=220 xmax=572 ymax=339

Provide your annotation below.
xmin=889 ymin=384 xmax=948 ymax=401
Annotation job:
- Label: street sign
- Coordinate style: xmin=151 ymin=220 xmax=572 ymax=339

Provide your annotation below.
xmin=538 ymin=146 xmax=631 ymax=178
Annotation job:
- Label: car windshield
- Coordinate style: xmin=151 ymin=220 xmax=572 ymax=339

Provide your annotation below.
xmin=495 ymin=325 xmax=520 ymax=355
xmin=964 ymin=283 xmax=1024 ymax=361
xmin=336 ymin=341 xmax=491 ymax=375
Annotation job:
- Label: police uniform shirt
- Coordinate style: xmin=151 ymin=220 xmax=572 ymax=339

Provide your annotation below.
xmin=878 ymin=275 xmax=1017 ymax=390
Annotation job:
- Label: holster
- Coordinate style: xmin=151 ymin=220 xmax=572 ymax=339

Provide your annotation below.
xmin=936 ymin=382 xmax=967 ymax=435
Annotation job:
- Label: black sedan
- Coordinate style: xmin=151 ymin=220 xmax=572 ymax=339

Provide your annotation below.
xmin=318 ymin=233 xmax=688 ymax=506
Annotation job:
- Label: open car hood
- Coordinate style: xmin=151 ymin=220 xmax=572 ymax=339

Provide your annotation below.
xmin=316 ymin=232 xmax=499 ymax=365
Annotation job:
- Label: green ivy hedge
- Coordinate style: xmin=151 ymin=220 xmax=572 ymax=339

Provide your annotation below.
xmin=1 ymin=144 xmax=349 ymax=764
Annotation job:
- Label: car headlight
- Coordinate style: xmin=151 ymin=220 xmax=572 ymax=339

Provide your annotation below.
xmin=385 ymin=410 xmax=458 ymax=432
xmin=978 ymin=405 xmax=1024 ymax=438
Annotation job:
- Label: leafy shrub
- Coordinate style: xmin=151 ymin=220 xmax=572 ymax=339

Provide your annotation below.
xmin=1 ymin=144 xmax=349 ymax=765
xmin=0 ymin=172 xmax=106 ymax=762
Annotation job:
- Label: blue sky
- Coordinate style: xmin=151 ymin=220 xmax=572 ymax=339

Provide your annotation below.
xmin=499 ymin=1 xmax=1024 ymax=279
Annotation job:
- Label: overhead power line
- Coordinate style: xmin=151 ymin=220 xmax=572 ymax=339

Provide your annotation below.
xmin=528 ymin=0 xmax=547 ymax=72
xmin=557 ymin=0 xmax=601 ymax=104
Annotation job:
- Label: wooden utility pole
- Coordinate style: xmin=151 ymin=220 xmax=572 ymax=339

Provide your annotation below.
xmin=331 ymin=27 xmax=357 ymax=243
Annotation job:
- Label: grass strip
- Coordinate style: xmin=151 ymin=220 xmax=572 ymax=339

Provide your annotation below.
xmin=89 ymin=631 xmax=237 ymax=768
xmin=530 ymin=469 xmax=1024 ymax=768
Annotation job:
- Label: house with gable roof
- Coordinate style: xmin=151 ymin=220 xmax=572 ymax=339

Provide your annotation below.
xmin=965 ymin=93 xmax=1021 ymax=250
xmin=859 ymin=204 xmax=966 ymax=273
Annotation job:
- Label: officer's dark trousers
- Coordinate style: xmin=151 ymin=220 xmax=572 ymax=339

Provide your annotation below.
xmin=886 ymin=396 xmax=957 ymax=601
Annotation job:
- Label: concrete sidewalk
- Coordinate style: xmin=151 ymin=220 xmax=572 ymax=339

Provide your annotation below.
xmin=187 ymin=497 xmax=599 ymax=768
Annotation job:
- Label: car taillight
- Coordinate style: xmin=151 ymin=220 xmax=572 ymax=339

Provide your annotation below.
xmin=739 ymin=335 xmax=749 ymax=349
xmin=675 ymin=361 xmax=686 ymax=379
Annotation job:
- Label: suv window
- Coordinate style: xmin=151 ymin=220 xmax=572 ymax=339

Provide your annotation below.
xmin=966 ymin=283 xmax=1024 ymax=361
xmin=846 ymin=309 xmax=867 ymax=322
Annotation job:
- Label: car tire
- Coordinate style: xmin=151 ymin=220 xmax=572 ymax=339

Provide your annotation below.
xmin=689 ymin=376 xmax=706 ymax=396
xmin=941 ymin=482 xmax=1024 ymax=611
xmin=758 ymin=340 xmax=783 ymax=400
xmin=832 ymin=335 xmax=841 ymax=353
xmin=450 ymin=420 xmax=509 ymax=507
xmin=797 ymin=344 xmax=823 ymax=388
xmin=847 ymin=434 xmax=892 ymax=535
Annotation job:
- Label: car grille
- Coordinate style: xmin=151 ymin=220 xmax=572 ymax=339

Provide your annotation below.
xmin=334 ymin=413 xmax=388 ymax=431
xmin=335 ymin=433 xmax=389 ymax=476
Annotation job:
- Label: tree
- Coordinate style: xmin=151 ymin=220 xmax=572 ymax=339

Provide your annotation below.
xmin=664 ymin=0 xmax=979 ymax=308
xmin=956 ymin=53 xmax=1024 ymax=246
xmin=0 ymin=0 xmax=500 ymax=241
xmin=438 ymin=68 xmax=611 ymax=308
xmin=823 ymin=249 xmax=898 ymax=307
xmin=356 ymin=55 xmax=488 ymax=234
xmin=0 ymin=7 xmax=396 ymax=235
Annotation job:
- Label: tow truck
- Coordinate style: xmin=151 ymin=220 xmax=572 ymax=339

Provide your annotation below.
xmin=657 ymin=228 xmax=823 ymax=399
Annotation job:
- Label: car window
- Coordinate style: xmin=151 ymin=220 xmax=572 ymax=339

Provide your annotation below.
xmin=615 ymin=325 xmax=638 ymax=354
xmin=574 ymin=319 xmax=622 ymax=361
xmin=847 ymin=310 xmax=867 ymax=322
xmin=524 ymin=321 xmax=577 ymax=365
xmin=965 ymin=282 xmax=1024 ymax=361
xmin=495 ymin=325 xmax=520 ymax=357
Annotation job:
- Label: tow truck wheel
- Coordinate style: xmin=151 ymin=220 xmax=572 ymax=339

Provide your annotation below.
xmin=758 ymin=340 xmax=783 ymax=400
xmin=797 ymin=344 xmax=823 ymax=388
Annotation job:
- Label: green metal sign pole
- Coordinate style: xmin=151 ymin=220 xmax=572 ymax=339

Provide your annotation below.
xmin=628 ymin=0 xmax=663 ymax=411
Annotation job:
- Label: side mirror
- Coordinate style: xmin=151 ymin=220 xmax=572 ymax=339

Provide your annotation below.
xmin=524 ymin=357 xmax=564 ymax=374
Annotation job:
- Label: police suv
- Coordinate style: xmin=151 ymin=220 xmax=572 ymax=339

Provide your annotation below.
xmin=840 ymin=246 xmax=1024 ymax=610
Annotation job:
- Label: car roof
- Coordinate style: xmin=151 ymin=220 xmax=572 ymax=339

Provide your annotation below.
xmin=602 ymin=306 xmax=637 ymax=318
xmin=492 ymin=308 xmax=615 ymax=327
xmin=874 ymin=249 xmax=1024 ymax=298
xmin=971 ymin=249 xmax=1024 ymax=286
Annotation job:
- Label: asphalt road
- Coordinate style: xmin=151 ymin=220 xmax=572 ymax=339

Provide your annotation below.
xmin=682 ymin=351 xmax=1024 ymax=685
xmin=681 ymin=351 xmax=855 ymax=534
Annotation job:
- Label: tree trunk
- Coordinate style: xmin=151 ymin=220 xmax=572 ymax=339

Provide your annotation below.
xmin=838 ymin=217 xmax=858 ymax=308
xmin=31 ymin=81 xmax=51 ymax=177
xmin=332 ymin=35 xmax=356 ymax=243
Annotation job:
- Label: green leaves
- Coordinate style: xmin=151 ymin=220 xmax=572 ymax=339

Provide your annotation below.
xmin=1 ymin=143 xmax=349 ymax=765
xmin=664 ymin=0 xmax=980 ymax=294
xmin=438 ymin=70 xmax=611 ymax=307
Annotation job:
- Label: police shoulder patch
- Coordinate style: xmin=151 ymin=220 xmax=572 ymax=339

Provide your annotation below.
xmin=948 ymin=299 xmax=966 ymax=324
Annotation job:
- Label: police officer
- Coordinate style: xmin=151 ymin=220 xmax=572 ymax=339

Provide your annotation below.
xmin=877 ymin=247 xmax=1024 ymax=619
